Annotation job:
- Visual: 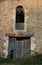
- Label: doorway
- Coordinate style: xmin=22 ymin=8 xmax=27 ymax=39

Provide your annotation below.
xmin=8 ymin=36 xmax=30 ymax=58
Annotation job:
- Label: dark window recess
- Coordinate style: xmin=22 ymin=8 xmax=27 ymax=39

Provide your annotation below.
xmin=16 ymin=6 xmax=24 ymax=30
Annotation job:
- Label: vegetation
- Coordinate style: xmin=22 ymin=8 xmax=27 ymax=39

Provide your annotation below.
xmin=0 ymin=53 xmax=42 ymax=65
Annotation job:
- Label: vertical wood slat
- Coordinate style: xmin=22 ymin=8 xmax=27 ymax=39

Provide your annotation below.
xmin=21 ymin=41 xmax=24 ymax=57
xmin=16 ymin=41 xmax=22 ymax=58
xmin=23 ymin=39 xmax=30 ymax=56
xmin=13 ymin=38 xmax=16 ymax=59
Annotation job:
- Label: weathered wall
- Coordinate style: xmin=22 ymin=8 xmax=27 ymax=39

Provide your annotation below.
xmin=0 ymin=0 xmax=42 ymax=57
xmin=28 ymin=0 xmax=42 ymax=53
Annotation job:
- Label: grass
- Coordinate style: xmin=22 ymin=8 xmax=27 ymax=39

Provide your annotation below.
xmin=0 ymin=53 xmax=42 ymax=65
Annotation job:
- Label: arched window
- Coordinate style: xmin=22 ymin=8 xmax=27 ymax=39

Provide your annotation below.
xmin=16 ymin=6 xmax=24 ymax=30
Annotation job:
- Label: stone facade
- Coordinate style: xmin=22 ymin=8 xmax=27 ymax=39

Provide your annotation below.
xmin=0 ymin=0 xmax=42 ymax=58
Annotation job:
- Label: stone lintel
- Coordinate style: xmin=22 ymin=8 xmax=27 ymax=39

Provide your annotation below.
xmin=5 ymin=32 xmax=33 ymax=38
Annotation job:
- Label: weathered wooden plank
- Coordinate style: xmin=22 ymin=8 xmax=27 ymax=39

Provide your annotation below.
xmin=16 ymin=40 xmax=22 ymax=58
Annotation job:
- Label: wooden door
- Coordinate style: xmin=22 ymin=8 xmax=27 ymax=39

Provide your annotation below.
xmin=8 ymin=37 xmax=30 ymax=58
